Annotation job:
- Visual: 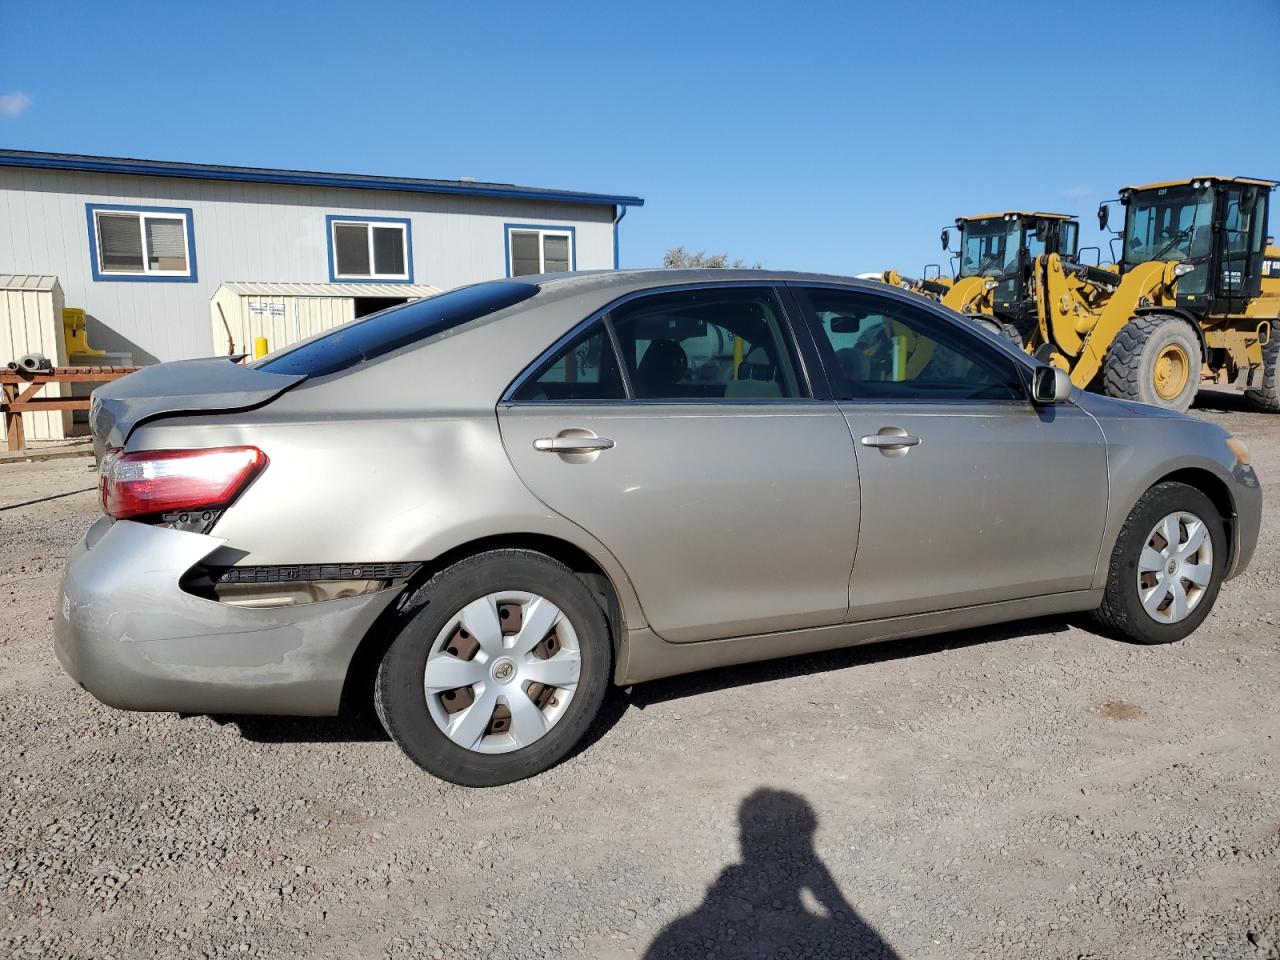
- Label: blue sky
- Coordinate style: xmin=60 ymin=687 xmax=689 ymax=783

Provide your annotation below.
xmin=3 ymin=0 xmax=1278 ymax=276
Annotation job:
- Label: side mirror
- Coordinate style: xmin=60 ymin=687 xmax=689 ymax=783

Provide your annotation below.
xmin=1032 ymin=365 xmax=1072 ymax=404
xmin=1097 ymin=204 xmax=1109 ymax=231
xmin=940 ymin=228 xmax=950 ymax=251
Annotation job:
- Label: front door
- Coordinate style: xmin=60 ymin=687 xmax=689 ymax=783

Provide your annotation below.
xmin=498 ymin=284 xmax=860 ymax=643
xmin=791 ymin=285 xmax=1109 ymax=621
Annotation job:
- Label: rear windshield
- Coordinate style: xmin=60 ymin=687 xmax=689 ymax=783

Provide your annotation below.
xmin=257 ymin=280 xmax=539 ymax=377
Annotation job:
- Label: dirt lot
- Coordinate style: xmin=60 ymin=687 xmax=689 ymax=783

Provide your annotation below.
xmin=2 ymin=390 xmax=1278 ymax=960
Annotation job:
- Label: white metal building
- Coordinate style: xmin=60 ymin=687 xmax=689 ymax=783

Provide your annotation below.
xmin=0 ymin=150 xmax=643 ymax=364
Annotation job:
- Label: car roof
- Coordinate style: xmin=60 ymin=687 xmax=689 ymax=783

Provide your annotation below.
xmin=523 ymin=268 xmax=886 ymax=301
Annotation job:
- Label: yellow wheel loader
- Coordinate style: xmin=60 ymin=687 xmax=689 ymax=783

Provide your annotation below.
xmin=1029 ymin=177 xmax=1278 ymax=412
xmin=882 ymin=212 xmax=1080 ymax=343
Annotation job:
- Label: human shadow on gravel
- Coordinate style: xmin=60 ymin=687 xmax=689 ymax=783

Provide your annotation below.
xmin=644 ymin=788 xmax=901 ymax=959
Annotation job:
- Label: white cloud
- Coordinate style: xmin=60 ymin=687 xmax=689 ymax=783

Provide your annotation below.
xmin=0 ymin=92 xmax=32 ymax=119
xmin=1061 ymin=185 xmax=1093 ymax=203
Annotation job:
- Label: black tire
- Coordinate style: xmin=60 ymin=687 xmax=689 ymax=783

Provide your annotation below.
xmin=1103 ymin=314 xmax=1202 ymax=412
xmin=997 ymin=321 xmax=1024 ymax=347
xmin=374 ymin=549 xmax=612 ymax=787
xmin=1244 ymin=332 xmax=1279 ymax=413
xmin=1089 ymin=482 xmax=1226 ymax=645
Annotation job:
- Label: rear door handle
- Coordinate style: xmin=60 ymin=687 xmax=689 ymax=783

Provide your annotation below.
xmin=859 ymin=434 xmax=921 ymax=449
xmin=533 ymin=436 xmax=615 ymax=453
xmin=859 ymin=427 xmax=921 ymax=456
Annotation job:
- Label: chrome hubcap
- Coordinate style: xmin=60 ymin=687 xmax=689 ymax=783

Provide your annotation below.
xmin=424 ymin=591 xmax=581 ymax=755
xmin=1136 ymin=511 xmax=1214 ymax=625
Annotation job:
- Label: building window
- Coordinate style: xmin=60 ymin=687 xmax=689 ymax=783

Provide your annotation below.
xmin=86 ymin=204 xmax=197 ymax=282
xmin=326 ymin=216 xmax=412 ymax=283
xmin=506 ymin=224 xmax=576 ymax=277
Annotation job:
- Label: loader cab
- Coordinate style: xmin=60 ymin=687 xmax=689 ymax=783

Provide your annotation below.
xmin=948 ymin=212 xmax=1079 ymax=323
xmin=1115 ymin=177 xmax=1274 ymax=315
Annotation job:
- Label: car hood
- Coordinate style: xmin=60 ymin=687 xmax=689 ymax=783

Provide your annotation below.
xmin=89 ymin=357 xmax=305 ymax=452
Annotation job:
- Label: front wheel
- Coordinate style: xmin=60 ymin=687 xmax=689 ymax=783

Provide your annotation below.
xmin=1103 ymin=315 xmax=1202 ymax=412
xmin=1090 ymin=481 xmax=1226 ymax=645
xmin=375 ymin=550 xmax=612 ymax=786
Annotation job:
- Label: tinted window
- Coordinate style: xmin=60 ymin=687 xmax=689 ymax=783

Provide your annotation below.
xmin=259 ymin=281 xmax=539 ymax=378
xmin=511 ymin=323 xmax=625 ymax=402
xmin=609 ymin=287 xmax=804 ymax=400
xmin=797 ymin=288 xmax=1026 ymax=402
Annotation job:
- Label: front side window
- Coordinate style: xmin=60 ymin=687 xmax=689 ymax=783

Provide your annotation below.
xmin=328 ymin=217 xmax=411 ymax=281
xmin=797 ymin=288 xmax=1026 ymax=402
xmin=88 ymin=205 xmax=195 ymax=280
xmin=507 ymin=226 xmax=574 ymax=277
xmin=609 ymin=287 xmax=803 ymax=400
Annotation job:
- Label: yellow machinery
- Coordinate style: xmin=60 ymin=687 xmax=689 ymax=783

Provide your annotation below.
xmin=883 ymin=212 xmax=1081 ymax=342
xmin=1029 ymin=176 xmax=1278 ymax=412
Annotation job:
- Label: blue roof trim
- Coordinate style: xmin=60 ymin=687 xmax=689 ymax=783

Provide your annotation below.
xmin=0 ymin=150 xmax=644 ymax=208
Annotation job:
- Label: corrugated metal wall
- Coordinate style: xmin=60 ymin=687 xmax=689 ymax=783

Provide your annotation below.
xmin=0 ymin=168 xmax=618 ymax=363
xmin=0 ymin=275 xmax=69 ymax=439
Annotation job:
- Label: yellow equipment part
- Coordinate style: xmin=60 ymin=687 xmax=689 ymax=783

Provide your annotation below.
xmin=63 ymin=307 xmax=106 ymax=358
xmin=1031 ymin=255 xmax=1181 ymax=387
xmin=939 ymin=275 xmax=994 ymax=316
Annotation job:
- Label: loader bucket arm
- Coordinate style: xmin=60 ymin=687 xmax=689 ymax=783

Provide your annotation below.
xmin=1037 ymin=252 xmax=1182 ymax=387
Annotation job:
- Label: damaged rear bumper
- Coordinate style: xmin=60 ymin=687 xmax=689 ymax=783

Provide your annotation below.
xmin=54 ymin=519 xmax=400 ymax=716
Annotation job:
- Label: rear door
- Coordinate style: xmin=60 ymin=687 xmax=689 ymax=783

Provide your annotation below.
xmin=498 ymin=284 xmax=860 ymax=644
xmin=791 ymin=284 xmax=1109 ymax=621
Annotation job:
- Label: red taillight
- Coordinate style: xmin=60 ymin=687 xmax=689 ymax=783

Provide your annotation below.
xmin=99 ymin=447 xmax=268 ymax=520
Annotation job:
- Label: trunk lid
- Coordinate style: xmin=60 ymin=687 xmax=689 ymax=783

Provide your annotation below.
xmin=90 ymin=357 xmax=304 ymax=453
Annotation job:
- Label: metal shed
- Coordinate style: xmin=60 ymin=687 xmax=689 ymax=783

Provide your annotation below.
xmin=210 ymin=281 xmax=442 ymax=356
xmin=0 ymin=274 xmax=69 ymax=440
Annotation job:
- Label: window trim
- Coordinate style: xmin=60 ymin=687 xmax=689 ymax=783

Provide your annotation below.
xmin=326 ymin=214 xmax=413 ymax=283
xmin=502 ymin=281 xmax=819 ymax=405
xmin=504 ymin=223 xmax=577 ymax=278
xmin=85 ymin=203 xmax=198 ymax=283
xmin=786 ymin=282 xmax=1036 ymax=405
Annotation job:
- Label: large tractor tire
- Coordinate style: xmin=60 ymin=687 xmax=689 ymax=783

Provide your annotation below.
xmin=1244 ymin=333 xmax=1279 ymax=413
xmin=974 ymin=317 xmax=1024 ymax=347
xmin=1103 ymin=315 xmax=1202 ymax=412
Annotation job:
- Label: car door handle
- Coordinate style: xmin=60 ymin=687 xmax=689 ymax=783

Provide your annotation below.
xmin=859 ymin=428 xmax=921 ymax=454
xmin=533 ymin=436 xmax=615 ymax=453
xmin=859 ymin=433 xmax=921 ymax=449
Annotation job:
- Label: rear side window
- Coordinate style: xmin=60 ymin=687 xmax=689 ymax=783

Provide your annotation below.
xmin=610 ymin=287 xmax=804 ymax=400
xmin=511 ymin=323 xmax=626 ymax=402
xmin=258 ymin=281 xmax=539 ymax=377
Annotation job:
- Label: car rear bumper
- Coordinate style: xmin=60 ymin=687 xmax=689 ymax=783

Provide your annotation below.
xmin=54 ymin=518 xmax=400 ymax=716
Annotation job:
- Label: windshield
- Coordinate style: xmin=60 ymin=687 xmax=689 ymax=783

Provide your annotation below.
xmin=958 ymin=219 xmax=1021 ymax=279
xmin=1124 ymin=185 xmax=1214 ymax=267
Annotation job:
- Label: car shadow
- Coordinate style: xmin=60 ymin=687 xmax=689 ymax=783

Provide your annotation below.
xmin=225 ymin=614 xmax=1073 ymax=748
xmin=643 ymin=787 xmax=903 ymax=959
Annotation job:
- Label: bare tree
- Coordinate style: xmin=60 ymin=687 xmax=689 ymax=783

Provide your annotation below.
xmin=664 ymin=247 xmax=761 ymax=269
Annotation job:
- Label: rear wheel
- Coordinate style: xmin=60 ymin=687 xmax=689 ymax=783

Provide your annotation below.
xmin=1244 ymin=332 xmax=1279 ymax=412
xmin=1090 ymin=482 xmax=1225 ymax=645
xmin=1103 ymin=315 xmax=1202 ymax=412
xmin=375 ymin=550 xmax=611 ymax=786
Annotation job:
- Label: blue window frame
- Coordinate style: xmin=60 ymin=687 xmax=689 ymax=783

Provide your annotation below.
xmin=85 ymin=203 xmax=198 ymax=283
xmin=326 ymin=214 xmax=414 ymax=283
xmin=504 ymin=223 xmax=577 ymax=277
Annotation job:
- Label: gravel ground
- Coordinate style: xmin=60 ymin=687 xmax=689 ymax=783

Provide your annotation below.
xmin=1 ymin=389 xmax=1278 ymax=960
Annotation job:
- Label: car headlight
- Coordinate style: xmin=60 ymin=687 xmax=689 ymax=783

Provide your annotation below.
xmin=1173 ymin=262 xmax=1197 ymax=277
xmin=1226 ymin=436 xmax=1251 ymax=466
